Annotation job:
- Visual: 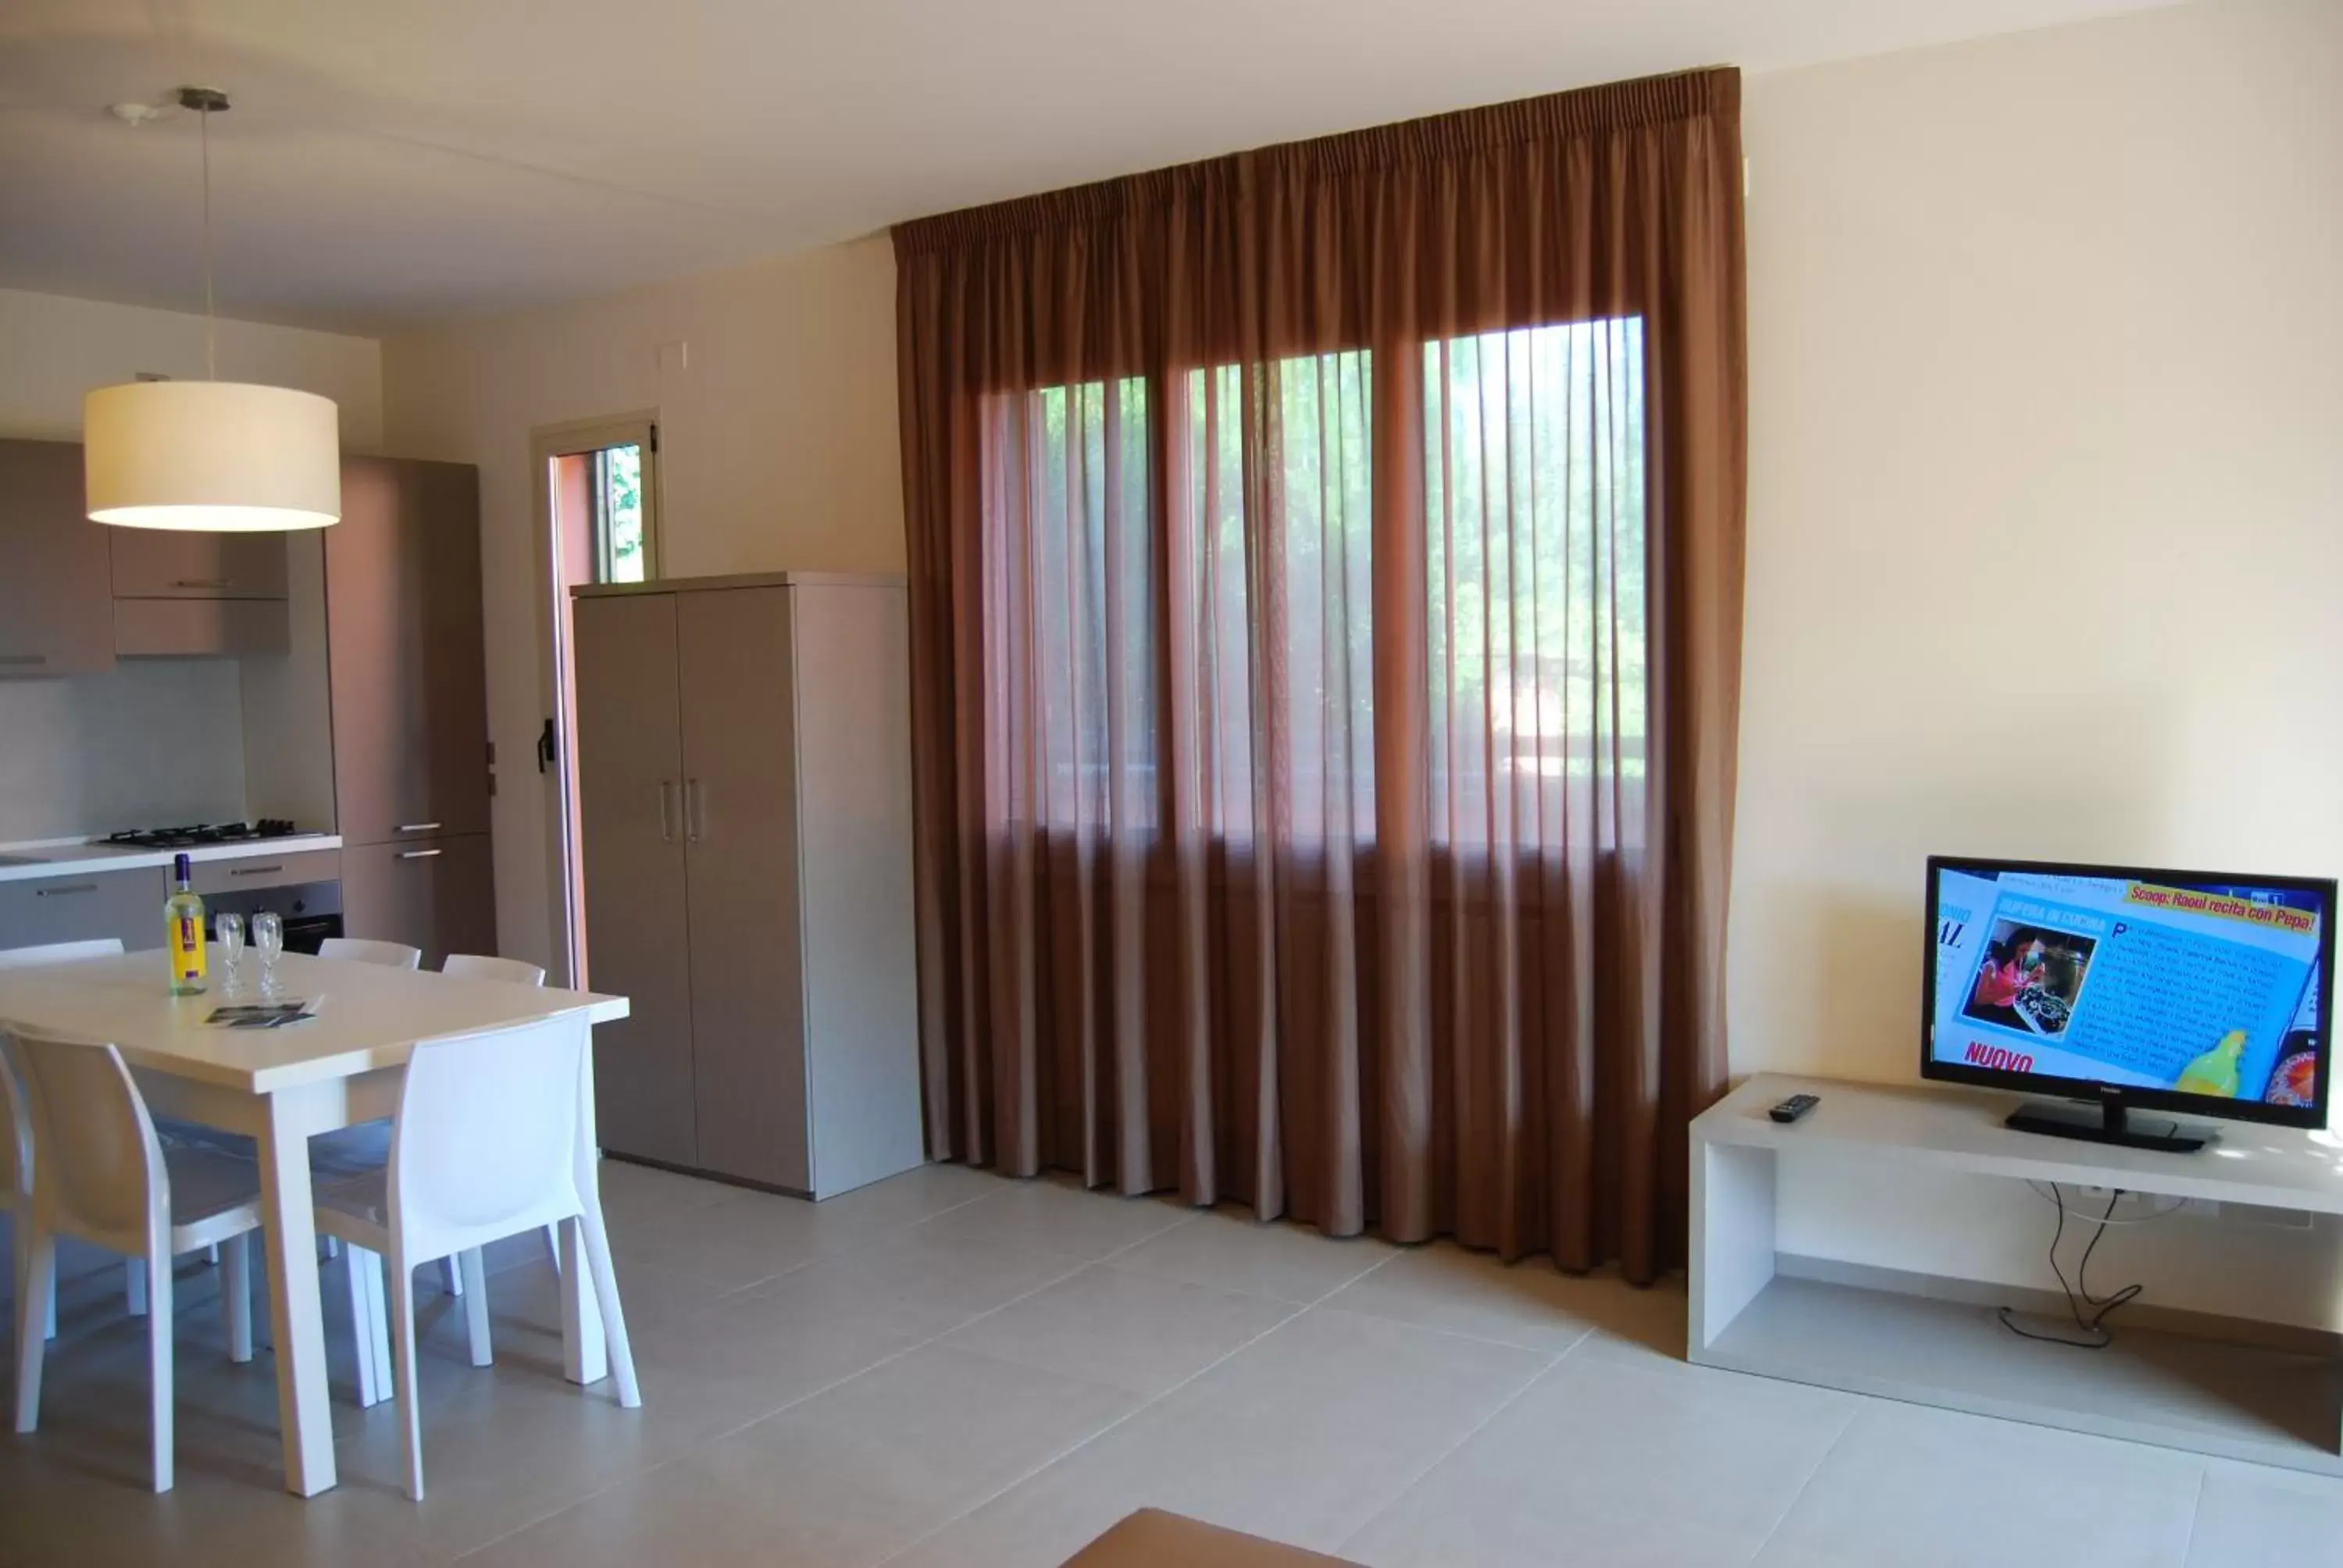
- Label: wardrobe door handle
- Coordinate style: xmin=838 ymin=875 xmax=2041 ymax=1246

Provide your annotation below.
xmin=686 ymin=779 xmax=704 ymax=843
xmin=658 ymin=781 xmax=676 ymax=843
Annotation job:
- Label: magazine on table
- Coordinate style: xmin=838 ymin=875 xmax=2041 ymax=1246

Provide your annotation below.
xmin=205 ymin=996 xmax=324 ymax=1029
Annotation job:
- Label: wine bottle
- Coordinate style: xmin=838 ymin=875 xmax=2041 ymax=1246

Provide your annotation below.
xmin=166 ymin=851 xmax=208 ymax=996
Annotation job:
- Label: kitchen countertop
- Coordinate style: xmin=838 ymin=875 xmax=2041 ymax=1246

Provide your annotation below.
xmin=0 ymin=834 xmax=344 ymax=886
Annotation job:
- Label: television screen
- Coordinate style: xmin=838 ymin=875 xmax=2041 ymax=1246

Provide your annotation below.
xmin=1922 ymin=857 xmax=2336 ymax=1128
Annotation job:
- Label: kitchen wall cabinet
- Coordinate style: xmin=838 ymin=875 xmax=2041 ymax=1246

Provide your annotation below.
xmin=0 ymin=438 xmax=114 ymax=677
xmin=113 ymin=598 xmax=290 ymax=657
xmin=109 ymin=528 xmax=287 ymax=600
xmin=338 ymin=834 xmax=496 ymax=971
xmin=572 ymin=574 xmax=920 ymax=1197
xmin=0 ymin=866 xmax=167 ymax=952
xmin=325 ymin=456 xmax=496 ymax=960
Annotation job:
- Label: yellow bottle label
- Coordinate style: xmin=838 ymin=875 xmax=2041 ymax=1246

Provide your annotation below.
xmin=2175 ymin=1029 xmax=2245 ymax=1099
xmin=169 ymin=912 xmax=207 ymax=983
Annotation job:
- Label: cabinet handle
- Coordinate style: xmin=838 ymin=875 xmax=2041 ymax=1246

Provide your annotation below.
xmin=396 ymin=849 xmax=444 ymax=861
xmin=34 ymin=883 xmax=99 ymax=896
xmin=0 ymin=654 xmax=48 ymax=666
xmin=173 ymin=578 xmax=231 ymax=589
xmin=394 ymin=821 xmax=443 ymax=834
xmin=658 ymin=781 xmax=676 ymax=843
xmin=229 ymin=864 xmax=286 ymax=876
xmin=686 ymin=779 xmax=704 ymax=843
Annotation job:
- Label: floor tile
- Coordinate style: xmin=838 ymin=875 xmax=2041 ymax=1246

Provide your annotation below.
xmin=0 ymin=1436 xmax=436 ymax=1568
xmin=2183 ymin=1458 xmax=2343 ymax=1566
xmin=732 ymin=1223 xmax=1093 ymax=1340
xmin=943 ymin=1263 xmax=1295 ymax=1398
xmin=1111 ymin=1203 xmax=1395 ymax=1305
xmin=911 ymin=1174 xmax=1196 ymax=1263
xmin=590 ymin=1158 xmax=743 ymax=1231
xmin=1342 ymin=1337 xmax=1856 ymax=1568
xmin=801 ymin=1161 xmax=1011 ymax=1231
xmin=1757 ymin=1401 xmax=2204 ymax=1568
xmin=890 ymin=1305 xmax=1550 ymax=1568
xmin=599 ymin=1183 xmax=831 ymax=1293
xmin=1318 ymin=1240 xmax=1657 ymax=1353
xmin=465 ymin=1343 xmax=1137 ymax=1568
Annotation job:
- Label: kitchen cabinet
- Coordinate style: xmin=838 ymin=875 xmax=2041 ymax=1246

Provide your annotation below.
xmin=326 ymin=457 xmax=491 ymax=847
xmin=112 ymin=598 xmax=290 ymax=657
xmin=187 ymin=846 xmax=344 ymax=898
xmin=0 ymin=438 xmax=114 ymax=677
xmin=323 ymin=456 xmax=496 ymax=966
xmin=571 ymin=574 xmax=920 ymax=1196
xmin=0 ymin=866 xmax=168 ymax=952
xmin=109 ymin=527 xmax=287 ymax=600
xmin=338 ymin=834 xmax=496 ymax=971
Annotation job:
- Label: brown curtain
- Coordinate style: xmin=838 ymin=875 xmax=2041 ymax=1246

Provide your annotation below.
xmin=893 ymin=68 xmax=1745 ymax=1281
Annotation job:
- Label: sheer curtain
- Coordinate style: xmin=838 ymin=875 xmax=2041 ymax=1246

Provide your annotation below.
xmin=895 ymin=69 xmax=1745 ymax=1278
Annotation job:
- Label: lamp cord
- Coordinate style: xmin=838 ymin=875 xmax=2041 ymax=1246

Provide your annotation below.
xmin=199 ymin=98 xmax=216 ymax=380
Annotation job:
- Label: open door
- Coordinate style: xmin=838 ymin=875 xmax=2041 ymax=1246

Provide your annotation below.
xmin=530 ymin=414 xmax=662 ymax=989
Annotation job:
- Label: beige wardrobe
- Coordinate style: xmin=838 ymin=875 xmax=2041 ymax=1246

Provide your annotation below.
xmin=570 ymin=572 xmax=922 ymax=1198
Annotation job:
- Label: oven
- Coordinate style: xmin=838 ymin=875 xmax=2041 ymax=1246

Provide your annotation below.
xmin=203 ymin=879 xmax=344 ymax=956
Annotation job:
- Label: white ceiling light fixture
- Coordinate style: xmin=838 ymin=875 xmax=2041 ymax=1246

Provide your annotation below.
xmin=84 ymin=87 xmax=341 ymax=533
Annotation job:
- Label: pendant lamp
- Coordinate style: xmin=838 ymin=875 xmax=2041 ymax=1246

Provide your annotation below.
xmin=84 ymin=88 xmax=341 ymax=532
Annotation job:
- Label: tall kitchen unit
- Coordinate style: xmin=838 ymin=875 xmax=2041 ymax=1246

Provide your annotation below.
xmin=325 ymin=457 xmax=497 ymax=968
xmin=569 ymin=573 xmax=921 ymax=1198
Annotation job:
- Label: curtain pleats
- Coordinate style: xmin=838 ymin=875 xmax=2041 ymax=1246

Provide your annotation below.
xmin=894 ymin=67 xmax=1746 ymax=1281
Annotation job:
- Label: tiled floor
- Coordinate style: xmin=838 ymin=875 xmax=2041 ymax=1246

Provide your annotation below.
xmin=0 ymin=1160 xmax=2336 ymax=1566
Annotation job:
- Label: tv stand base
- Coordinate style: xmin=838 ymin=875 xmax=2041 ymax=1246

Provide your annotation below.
xmin=2004 ymin=1098 xmax=2209 ymax=1153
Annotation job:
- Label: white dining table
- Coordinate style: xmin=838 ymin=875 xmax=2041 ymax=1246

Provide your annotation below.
xmin=0 ymin=948 xmax=629 ymax=1497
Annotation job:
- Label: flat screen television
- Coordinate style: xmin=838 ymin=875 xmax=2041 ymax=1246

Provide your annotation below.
xmin=1921 ymin=856 xmax=2336 ymax=1150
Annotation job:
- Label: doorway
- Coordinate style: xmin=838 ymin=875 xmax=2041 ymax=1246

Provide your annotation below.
xmin=531 ymin=414 xmax=662 ymax=988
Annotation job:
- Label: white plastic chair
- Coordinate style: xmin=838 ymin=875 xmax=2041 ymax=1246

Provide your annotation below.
xmin=330 ymin=949 xmax=560 ymax=1405
xmin=306 ymin=935 xmax=420 ymax=1288
xmin=0 ymin=939 xmax=147 ymax=1329
xmin=442 ymin=954 xmax=561 ymax=1271
xmin=440 ymin=953 xmax=547 ymax=987
xmin=8 ymin=1028 xmax=261 ymax=1492
xmin=318 ymin=937 xmax=423 ymax=970
xmin=317 ymin=1014 xmax=639 ymax=1499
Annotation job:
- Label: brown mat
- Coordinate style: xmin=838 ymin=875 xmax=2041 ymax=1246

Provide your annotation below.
xmin=1061 ymin=1509 xmax=1363 ymax=1566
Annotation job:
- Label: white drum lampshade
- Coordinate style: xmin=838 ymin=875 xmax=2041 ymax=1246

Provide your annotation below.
xmin=84 ymin=380 xmax=341 ymax=531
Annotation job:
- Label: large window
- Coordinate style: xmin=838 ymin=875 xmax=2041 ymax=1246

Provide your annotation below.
xmin=998 ymin=376 xmax=1155 ymax=832
xmin=1181 ymin=351 xmax=1375 ymax=842
xmin=1425 ymin=318 xmax=1646 ymax=847
xmin=990 ymin=319 xmax=1645 ymax=849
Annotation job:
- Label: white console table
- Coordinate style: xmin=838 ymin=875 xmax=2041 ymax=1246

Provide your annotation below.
xmin=1691 ymin=1073 xmax=2343 ymax=1474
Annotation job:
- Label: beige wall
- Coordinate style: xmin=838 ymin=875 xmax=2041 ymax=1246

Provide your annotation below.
xmin=380 ymin=234 xmax=902 ymax=965
xmin=0 ymin=288 xmax=379 ymax=843
xmin=1735 ymin=0 xmax=2343 ymax=1323
xmin=0 ymin=287 xmax=382 ymax=447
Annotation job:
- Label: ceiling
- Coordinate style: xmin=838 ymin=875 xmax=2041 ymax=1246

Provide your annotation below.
xmin=0 ymin=0 xmax=2172 ymax=336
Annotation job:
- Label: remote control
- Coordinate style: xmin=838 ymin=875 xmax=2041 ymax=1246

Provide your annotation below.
xmin=1770 ymin=1092 xmax=1821 ymax=1124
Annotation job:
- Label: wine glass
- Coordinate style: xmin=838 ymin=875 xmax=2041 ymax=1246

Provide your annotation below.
xmin=214 ymin=912 xmax=245 ymax=998
xmin=252 ymin=911 xmax=284 ymax=999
